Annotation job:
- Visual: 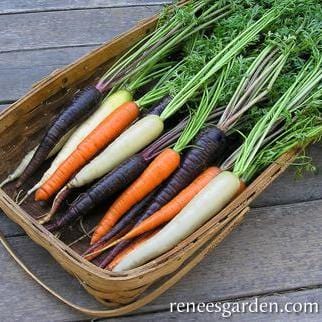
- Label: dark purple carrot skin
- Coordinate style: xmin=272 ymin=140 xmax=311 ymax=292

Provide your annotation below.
xmin=96 ymin=192 xmax=159 ymax=267
xmin=16 ymin=86 xmax=102 ymax=189
xmin=99 ymin=240 xmax=131 ymax=269
xmin=45 ymin=154 xmax=150 ymax=232
xmin=144 ymin=95 xmax=171 ymax=116
xmin=138 ymin=126 xmax=227 ymax=223
xmin=83 ymin=189 xmax=158 ymax=256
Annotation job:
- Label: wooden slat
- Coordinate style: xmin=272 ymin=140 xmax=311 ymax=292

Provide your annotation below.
xmin=111 ymin=288 xmax=322 ymax=321
xmin=0 ymin=104 xmax=8 ymax=112
xmin=146 ymin=199 xmax=322 ymax=310
xmin=0 ymin=1 xmax=171 ymax=14
xmin=1 ymin=200 xmax=322 ymax=320
xmin=0 ymin=212 xmax=24 ymax=237
xmin=0 ymin=6 xmax=160 ymax=53
xmin=253 ymin=143 xmax=322 ymax=207
xmin=0 ymin=46 xmax=97 ymax=101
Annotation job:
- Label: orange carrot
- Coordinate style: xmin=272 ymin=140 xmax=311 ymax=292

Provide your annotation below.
xmin=106 ymin=229 xmax=159 ymax=270
xmin=35 ymin=101 xmax=139 ymax=201
xmin=91 ymin=148 xmax=180 ymax=244
xmin=104 ymin=167 xmax=221 ymax=249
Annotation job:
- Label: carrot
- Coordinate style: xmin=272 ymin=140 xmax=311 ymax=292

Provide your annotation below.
xmin=106 ymin=167 xmax=221 ymax=248
xmin=85 ymin=242 xmax=109 ymax=262
xmin=19 ymin=3 xmax=192 ymax=189
xmin=84 ymin=225 xmax=131 ymax=262
xmin=17 ymin=89 xmax=133 ymax=204
xmin=138 ymin=126 xmax=226 ymax=223
xmin=91 ymin=148 xmax=180 ymax=244
xmin=113 ymin=56 xmax=322 ymax=271
xmin=106 ymin=229 xmax=159 ymax=270
xmin=99 ymin=240 xmax=131 ymax=269
xmin=0 ymin=126 xmax=74 ymax=189
xmin=45 ymin=154 xmax=150 ymax=232
xmin=16 ymin=86 xmax=102 ymax=189
xmin=35 ymin=101 xmax=140 ymax=201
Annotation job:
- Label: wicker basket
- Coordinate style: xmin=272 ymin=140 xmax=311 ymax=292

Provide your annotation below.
xmin=0 ymin=6 xmax=297 ymax=318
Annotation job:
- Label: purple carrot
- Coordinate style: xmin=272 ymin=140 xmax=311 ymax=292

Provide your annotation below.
xmin=46 ymin=96 xmax=176 ymax=216
xmin=46 ymin=108 xmax=225 ymax=232
xmin=144 ymin=95 xmax=172 ymax=116
xmin=96 ymin=191 xmax=161 ymax=267
xmin=17 ymin=86 xmax=102 ymax=188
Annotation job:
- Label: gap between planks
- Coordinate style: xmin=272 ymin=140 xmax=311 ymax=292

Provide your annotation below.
xmin=0 ymin=43 xmax=101 ymax=55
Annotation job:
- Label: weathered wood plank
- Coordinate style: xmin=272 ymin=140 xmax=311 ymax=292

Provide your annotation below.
xmin=108 ymin=288 xmax=322 ymax=321
xmin=0 ymin=104 xmax=8 ymax=112
xmin=0 ymin=235 xmax=102 ymax=322
xmin=0 ymin=6 xmax=160 ymax=53
xmin=1 ymin=200 xmax=322 ymax=321
xmin=0 ymin=0 xmax=171 ymax=14
xmin=0 ymin=211 xmax=24 ymax=237
xmin=0 ymin=46 xmax=97 ymax=101
xmin=144 ymin=199 xmax=322 ymax=310
xmin=253 ymin=143 xmax=322 ymax=207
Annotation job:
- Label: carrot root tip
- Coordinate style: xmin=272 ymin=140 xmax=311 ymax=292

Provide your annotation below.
xmin=15 ymin=189 xmax=26 ymax=204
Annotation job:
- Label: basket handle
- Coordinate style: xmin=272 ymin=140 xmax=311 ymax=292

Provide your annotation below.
xmin=0 ymin=207 xmax=249 ymax=318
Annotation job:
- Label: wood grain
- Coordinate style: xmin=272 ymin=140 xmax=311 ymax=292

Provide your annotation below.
xmin=0 ymin=0 xmax=171 ymax=14
xmin=253 ymin=143 xmax=322 ymax=207
xmin=1 ymin=200 xmax=322 ymax=321
xmin=0 ymin=105 xmax=8 ymax=112
xmin=0 ymin=235 xmax=100 ymax=322
xmin=0 ymin=6 xmax=160 ymax=53
xmin=0 ymin=46 xmax=97 ymax=101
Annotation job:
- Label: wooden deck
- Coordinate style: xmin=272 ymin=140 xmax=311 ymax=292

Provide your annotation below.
xmin=0 ymin=1 xmax=322 ymax=321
